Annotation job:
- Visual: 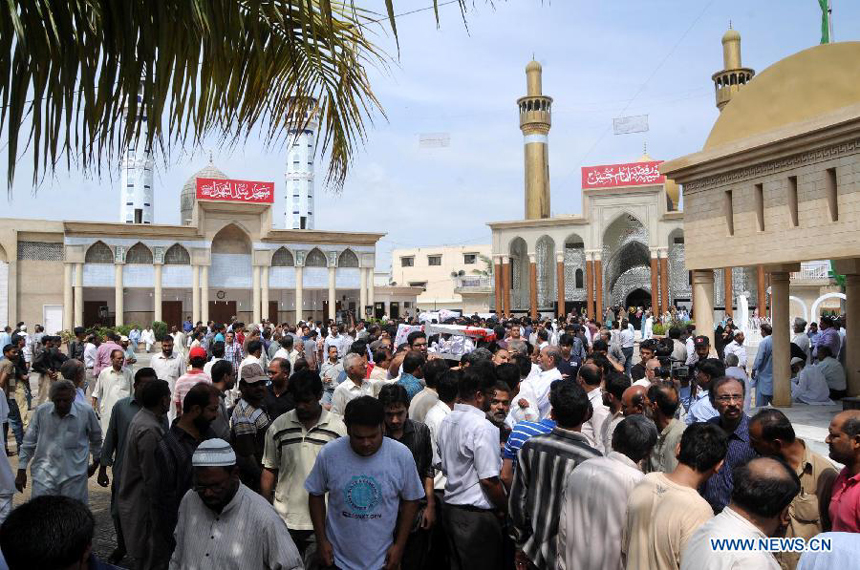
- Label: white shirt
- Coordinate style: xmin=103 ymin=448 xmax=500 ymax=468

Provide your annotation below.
xmin=94 ymin=367 xmax=133 ymax=434
xmin=681 ymin=506 xmax=780 ymax=570
xmin=330 ymin=378 xmax=374 ymax=416
xmin=619 ymin=329 xmax=635 ymax=349
xmin=83 ymin=343 xmax=98 ymax=369
xmin=203 ymin=357 xmax=223 ymax=379
xmin=723 ymin=340 xmax=747 ymax=368
xmin=792 ymin=367 xmax=833 ymax=404
xmin=558 ymin=452 xmax=644 ymax=570
xmin=581 ymin=387 xmax=611 ymax=453
xmin=437 ymin=403 xmax=501 ymax=509
xmin=424 ymin=400 xmax=452 ymax=491
xmin=522 ymin=367 xmax=562 ymax=419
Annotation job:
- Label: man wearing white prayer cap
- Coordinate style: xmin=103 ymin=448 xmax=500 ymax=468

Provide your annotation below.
xmin=170 ymin=438 xmax=302 ymax=569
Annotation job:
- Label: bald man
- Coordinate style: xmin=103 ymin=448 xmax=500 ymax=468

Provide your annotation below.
xmin=683 ymin=457 xmax=800 ymax=570
xmin=635 ymin=359 xmax=660 ymax=388
xmin=827 ymin=410 xmax=860 ymax=532
xmin=621 ymin=385 xmax=651 ymax=418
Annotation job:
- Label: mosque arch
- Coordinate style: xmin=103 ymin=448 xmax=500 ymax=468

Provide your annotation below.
xmin=562 ymin=232 xmax=586 ymax=301
xmin=337 ymin=249 xmax=359 ymax=267
xmin=211 ymin=223 xmax=251 ymax=255
xmin=85 ymin=241 xmax=113 ymax=264
xmin=535 ymin=235 xmax=556 ymax=308
xmin=164 ymin=244 xmax=191 ymax=265
xmin=603 ymin=213 xmax=651 ymax=307
xmin=509 ymin=237 xmax=529 ymax=311
xmin=125 ymin=242 xmax=153 ymax=264
xmin=271 ymin=247 xmax=295 ymax=267
xmin=305 ymin=247 xmax=327 ymax=267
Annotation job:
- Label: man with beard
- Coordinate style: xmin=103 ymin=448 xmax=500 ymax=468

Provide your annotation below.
xmin=171 ymin=439 xmax=302 ymax=569
xmin=487 ymin=382 xmax=512 ymax=451
xmin=262 ymin=370 xmax=346 ymax=563
xmin=646 ymin=381 xmax=686 ymax=474
xmin=151 ymin=383 xmax=219 ymax=566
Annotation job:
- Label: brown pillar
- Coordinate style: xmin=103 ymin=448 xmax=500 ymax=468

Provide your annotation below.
xmin=585 ymin=258 xmax=594 ymax=319
xmin=692 ymin=270 xmax=716 ymax=348
xmin=594 ymin=257 xmax=604 ymax=321
xmin=556 ymin=257 xmax=565 ymax=317
xmin=503 ymin=257 xmax=512 ymax=316
xmin=757 ymin=265 xmax=767 ymax=317
xmin=494 ymin=261 xmax=503 ymax=316
xmin=529 ymin=255 xmax=538 ymax=319
xmin=724 ymin=267 xmax=733 ymax=317
xmin=650 ymin=254 xmax=659 ymax=314
xmin=771 ymin=271 xmax=791 ymax=407
xmin=660 ymin=254 xmax=669 ymax=315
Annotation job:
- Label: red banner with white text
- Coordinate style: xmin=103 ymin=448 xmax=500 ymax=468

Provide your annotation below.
xmin=196 ymin=178 xmax=275 ymax=203
xmin=581 ymin=161 xmax=665 ymax=189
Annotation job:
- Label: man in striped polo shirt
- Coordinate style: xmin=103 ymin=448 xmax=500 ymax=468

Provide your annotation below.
xmin=500 ymin=412 xmax=556 ymax=489
xmin=261 ymin=370 xmax=346 ymax=562
xmin=509 ymin=381 xmax=600 ymax=569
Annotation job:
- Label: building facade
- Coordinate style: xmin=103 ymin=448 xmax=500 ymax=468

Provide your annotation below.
xmin=390 ymin=244 xmax=494 ymax=313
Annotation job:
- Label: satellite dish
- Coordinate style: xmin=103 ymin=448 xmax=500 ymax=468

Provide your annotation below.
xmin=458 ymin=270 xmax=465 ymax=276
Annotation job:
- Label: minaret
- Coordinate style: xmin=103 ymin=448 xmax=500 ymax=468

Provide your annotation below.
xmin=286 ymin=100 xmax=318 ymax=230
xmin=518 ymin=60 xmax=552 ymax=219
xmin=712 ymin=25 xmax=755 ymax=112
xmin=120 ymin=93 xmax=155 ymax=224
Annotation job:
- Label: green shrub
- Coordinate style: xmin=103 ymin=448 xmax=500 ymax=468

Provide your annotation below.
xmin=151 ymin=321 xmax=169 ymax=342
xmin=652 ymin=323 xmax=666 ymax=336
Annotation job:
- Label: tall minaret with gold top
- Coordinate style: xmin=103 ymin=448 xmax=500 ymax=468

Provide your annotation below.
xmin=712 ymin=26 xmax=755 ymax=112
xmin=518 ymin=60 xmax=552 ymax=219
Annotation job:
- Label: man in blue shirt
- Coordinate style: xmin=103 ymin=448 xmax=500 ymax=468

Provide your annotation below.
xmin=397 ymin=352 xmax=425 ymax=403
xmin=500 ymin=417 xmax=556 ymax=489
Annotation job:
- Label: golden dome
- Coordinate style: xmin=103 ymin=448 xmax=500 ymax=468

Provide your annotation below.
xmin=526 ymin=60 xmax=542 ymax=73
xmin=704 ymin=42 xmax=860 ymax=150
xmin=637 ymin=152 xmax=653 ymax=162
xmin=722 ymin=28 xmax=740 ymax=43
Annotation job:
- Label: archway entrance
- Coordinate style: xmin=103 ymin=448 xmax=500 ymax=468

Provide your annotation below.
xmin=625 ymin=288 xmax=652 ymax=309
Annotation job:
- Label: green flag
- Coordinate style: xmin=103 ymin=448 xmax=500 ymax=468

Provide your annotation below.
xmin=819 ymin=0 xmax=830 ymax=44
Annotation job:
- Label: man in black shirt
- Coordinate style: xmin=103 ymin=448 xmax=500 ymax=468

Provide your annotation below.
xmin=379 ymin=383 xmax=435 ymax=570
xmin=264 ymin=357 xmax=294 ymax=422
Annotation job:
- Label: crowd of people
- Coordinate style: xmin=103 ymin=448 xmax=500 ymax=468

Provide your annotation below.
xmin=0 ymin=310 xmax=857 ymax=569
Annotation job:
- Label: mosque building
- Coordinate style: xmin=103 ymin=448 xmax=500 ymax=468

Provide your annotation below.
xmin=489 ymin=29 xmax=833 ymax=322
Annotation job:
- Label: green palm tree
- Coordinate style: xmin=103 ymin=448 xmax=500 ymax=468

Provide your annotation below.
xmin=1 ymin=1 xmax=466 ymax=189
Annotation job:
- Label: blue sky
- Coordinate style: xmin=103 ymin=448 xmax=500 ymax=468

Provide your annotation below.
xmin=3 ymin=0 xmax=858 ymax=270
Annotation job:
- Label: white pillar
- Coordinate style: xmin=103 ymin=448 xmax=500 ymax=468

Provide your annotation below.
xmin=200 ymin=266 xmax=209 ymax=323
xmin=252 ymin=265 xmax=261 ymax=324
xmin=154 ymin=264 xmax=163 ymax=323
xmin=691 ymin=269 xmax=715 ymax=349
xmin=368 ymin=266 xmax=375 ymax=317
xmin=328 ymin=266 xmax=337 ymax=321
xmin=295 ymin=266 xmax=304 ymax=324
xmin=359 ymin=267 xmax=368 ymax=318
xmin=74 ymin=262 xmax=84 ymax=327
xmin=192 ymin=264 xmax=200 ymax=324
xmin=63 ymin=263 xmax=73 ymax=332
xmin=261 ymin=266 xmax=270 ymax=323
xmin=114 ymin=263 xmax=124 ymax=327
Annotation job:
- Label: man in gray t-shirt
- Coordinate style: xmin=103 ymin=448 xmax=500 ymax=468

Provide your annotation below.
xmin=306 ymin=396 xmax=424 ymax=570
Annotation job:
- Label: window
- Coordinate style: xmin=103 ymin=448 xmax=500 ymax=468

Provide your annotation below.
xmin=428 ymin=255 xmax=442 ymax=266
xmin=673 ymin=236 xmax=685 ymax=244
xmin=134 ymin=209 xmax=143 ymax=224
xmin=826 ymin=167 xmax=838 ymax=221
xmin=788 ymin=176 xmax=798 ymax=227
xmin=755 ymin=183 xmax=765 ymax=231
xmin=408 ymin=282 xmax=427 ymax=289
xmin=463 ymin=253 xmax=477 ymax=264
xmin=401 ymin=257 xmax=414 ymax=267
xmin=575 ymin=268 xmax=584 ymax=289
xmin=724 ymin=190 xmax=734 ymax=236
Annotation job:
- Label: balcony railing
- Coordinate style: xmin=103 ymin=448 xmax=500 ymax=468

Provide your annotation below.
xmin=453 ymin=275 xmax=493 ymax=293
xmin=791 ymin=260 xmax=831 ymax=281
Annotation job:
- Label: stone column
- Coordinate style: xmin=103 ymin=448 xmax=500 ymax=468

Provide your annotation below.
xmin=724 ymin=267 xmax=734 ymax=317
xmin=192 ymin=265 xmax=201 ymax=324
xmin=660 ymin=252 xmax=670 ymax=315
xmin=692 ymin=270 xmax=715 ymax=348
xmin=74 ymin=262 xmax=84 ymax=327
xmin=494 ymin=257 xmax=503 ymax=315
xmin=528 ymin=253 xmax=537 ymax=319
xmin=846 ymin=274 xmax=860 ymax=396
xmin=154 ymin=263 xmax=163 ymax=324
xmin=771 ymin=271 xmax=792 ymax=407
xmin=368 ymin=266 xmax=376 ymax=315
xmin=757 ymin=265 xmax=767 ymax=317
xmin=261 ymin=266 xmax=270 ymax=323
xmin=585 ymin=255 xmax=594 ymax=319
xmin=201 ymin=266 xmax=209 ymax=323
xmin=650 ymin=251 xmax=660 ymax=314
xmin=594 ymin=254 xmax=604 ymax=321
xmin=63 ymin=263 xmax=73 ymax=332
xmin=114 ymin=262 xmax=124 ymax=327
xmin=295 ymin=265 xmax=304 ymax=323
xmin=327 ymin=266 xmax=337 ymax=321
xmin=502 ymin=256 xmax=512 ymax=316
xmin=252 ymin=265 xmax=261 ymax=324
xmin=359 ymin=266 xmax=368 ymax=318
xmin=556 ymin=252 xmax=565 ymax=317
